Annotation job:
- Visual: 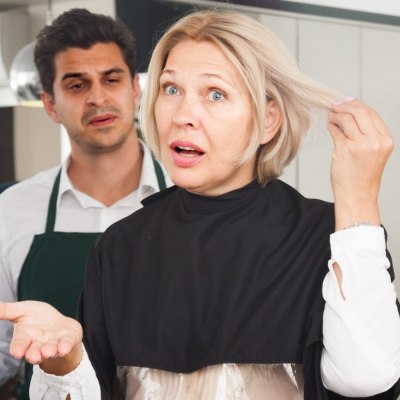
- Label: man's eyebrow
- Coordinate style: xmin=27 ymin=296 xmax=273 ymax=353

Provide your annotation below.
xmin=61 ymin=72 xmax=85 ymax=82
xmin=103 ymin=67 xmax=125 ymax=76
xmin=61 ymin=68 xmax=126 ymax=82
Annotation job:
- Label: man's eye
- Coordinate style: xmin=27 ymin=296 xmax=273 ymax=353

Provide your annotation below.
xmin=69 ymin=83 xmax=85 ymax=90
xmin=163 ymin=85 xmax=180 ymax=96
xmin=208 ymin=89 xmax=225 ymax=102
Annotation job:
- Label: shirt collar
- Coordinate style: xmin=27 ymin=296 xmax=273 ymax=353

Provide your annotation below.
xmin=56 ymin=140 xmax=167 ymax=210
xmin=137 ymin=139 xmax=169 ymax=202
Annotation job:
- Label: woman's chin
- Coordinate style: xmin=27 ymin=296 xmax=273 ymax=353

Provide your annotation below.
xmin=170 ymin=175 xmax=202 ymax=192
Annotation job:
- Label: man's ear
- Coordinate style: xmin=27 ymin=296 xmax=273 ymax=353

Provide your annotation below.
xmin=132 ymin=73 xmax=141 ymax=109
xmin=261 ymin=99 xmax=282 ymax=145
xmin=41 ymin=92 xmax=61 ymax=124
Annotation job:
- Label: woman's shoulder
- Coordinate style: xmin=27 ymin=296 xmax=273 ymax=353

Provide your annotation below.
xmin=269 ymin=178 xmax=333 ymax=209
xmin=98 ymin=186 xmax=179 ymax=243
xmin=266 ymin=179 xmax=335 ymax=230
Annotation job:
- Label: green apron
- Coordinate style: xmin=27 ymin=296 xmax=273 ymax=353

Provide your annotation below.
xmin=16 ymin=159 xmax=166 ymax=400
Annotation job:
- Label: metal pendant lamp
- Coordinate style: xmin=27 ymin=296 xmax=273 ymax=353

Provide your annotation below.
xmin=10 ymin=41 xmax=42 ymax=106
xmin=9 ymin=0 xmax=53 ymax=107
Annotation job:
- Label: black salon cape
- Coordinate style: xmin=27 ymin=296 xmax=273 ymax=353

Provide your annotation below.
xmin=77 ymin=179 xmax=400 ymax=400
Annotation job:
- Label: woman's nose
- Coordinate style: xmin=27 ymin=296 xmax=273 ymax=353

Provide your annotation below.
xmin=172 ymin=95 xmax=200 ymax=129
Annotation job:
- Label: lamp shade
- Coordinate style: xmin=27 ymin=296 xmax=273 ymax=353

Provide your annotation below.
xmin=10 ymin=41 xmax=42 ymax=107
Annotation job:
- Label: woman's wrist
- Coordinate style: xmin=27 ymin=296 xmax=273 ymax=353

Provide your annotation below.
xmin=39 ymin=343 xmax=83 ymax=376
xmin=334 ymin=199 xmax=380 ymax=231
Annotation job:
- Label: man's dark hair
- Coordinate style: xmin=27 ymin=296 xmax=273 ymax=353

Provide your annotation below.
xmin=34 ymin=8 xmax=136 ymax=96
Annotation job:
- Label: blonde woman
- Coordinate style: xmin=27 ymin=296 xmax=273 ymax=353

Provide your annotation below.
xmin=1 ymin=10 xmax=400 ymax=400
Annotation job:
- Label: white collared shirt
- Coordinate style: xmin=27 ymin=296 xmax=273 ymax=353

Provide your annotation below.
xmin=0 ymin=141 xmax=171 ymax=384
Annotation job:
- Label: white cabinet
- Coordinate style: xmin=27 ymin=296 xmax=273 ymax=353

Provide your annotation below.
xmin=258 ymin=14 xmax=298 ymax=187
xmin=298 ymin=19 xmax=360 ymax=202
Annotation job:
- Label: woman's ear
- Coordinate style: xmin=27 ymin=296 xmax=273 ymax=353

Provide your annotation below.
xmin=261 ymin=99 xmax=282 ymax=145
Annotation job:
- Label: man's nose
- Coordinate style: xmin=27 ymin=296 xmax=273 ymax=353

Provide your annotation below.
xmin=86 ymin=82 xmax=108 ymax=107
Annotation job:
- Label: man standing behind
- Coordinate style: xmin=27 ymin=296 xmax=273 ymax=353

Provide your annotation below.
xmin=0 ymin=8 xmax=170 ymax=398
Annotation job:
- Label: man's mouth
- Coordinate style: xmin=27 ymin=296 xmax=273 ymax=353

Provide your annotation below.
xmin=88 ymin=114 xmax=116 ymax=126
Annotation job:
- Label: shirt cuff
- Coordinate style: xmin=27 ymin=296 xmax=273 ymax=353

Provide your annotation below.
xmin=330 ymin=224 xmax=386 ymax=256
xmin=30 ymin=347 xmax=100 ymax=400
xmin=328 ymin=225 xmax=390 ymax=301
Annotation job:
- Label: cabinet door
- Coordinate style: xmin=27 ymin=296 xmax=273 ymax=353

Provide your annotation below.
xmin=362 ymin=27 xmax=400 ymax=293
xmin=298 ymin=19 xmax=361 ymax=201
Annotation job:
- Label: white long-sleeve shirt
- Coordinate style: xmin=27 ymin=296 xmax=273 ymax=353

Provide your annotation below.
xmin=0 ymin=141 xmax=171 ymax=385
xmin=29 ymin=226 xmax=400 ymax=399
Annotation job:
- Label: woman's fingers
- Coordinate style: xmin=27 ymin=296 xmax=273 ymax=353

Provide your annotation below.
xmin=58 ymin=333 xmax=80 ymax=357
xmin=0 ymin=302 xmax=21 ymax=322
xmin=331 ymin=99 xmax=390 ymax=138
xmin=41 ymin=337 xmax=61 ymax=359
xmin=25 ymin=339 xmax=47 ymax=364
xmin=329 ymin=98 xmax=393 ymax=163
xmin=328 ymin=121 xmax=346 ymax=146
xmin=1 ymin=300 xmax=83 ymax=365
xmin=328 ymin=98 xmax=394 ymax=229
xmin=10 ymin=329 xmax=32 ymax=359
xmin=328 ymin=111 xmax=361 ymax=141
xmin=56 ymin=319 xmax=83 ymax=357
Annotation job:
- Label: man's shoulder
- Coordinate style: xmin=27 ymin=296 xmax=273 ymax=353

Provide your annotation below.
xmin=0 ymin=166 xmax=60 ymax=207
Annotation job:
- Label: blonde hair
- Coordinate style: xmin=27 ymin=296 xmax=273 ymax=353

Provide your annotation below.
xmin=141 ymin=10 xmax=339 ymax=185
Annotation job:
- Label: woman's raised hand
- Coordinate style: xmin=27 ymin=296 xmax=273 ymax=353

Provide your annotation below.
xmin=328 ymin=99 xmax=393 ymax=230
xmin=0 ymin=301 xmax=83 ymax=374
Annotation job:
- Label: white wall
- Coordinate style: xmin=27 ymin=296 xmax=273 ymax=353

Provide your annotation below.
xmin=282 ymin=0 xmax=400 ymax=17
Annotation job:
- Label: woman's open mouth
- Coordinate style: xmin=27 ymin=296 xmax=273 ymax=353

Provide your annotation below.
xmin=171 ymin=141 xmax=205 ymax=167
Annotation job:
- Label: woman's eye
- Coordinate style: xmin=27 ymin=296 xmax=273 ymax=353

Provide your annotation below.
xmin=208 ymin=90 xmax=225 ymax=102
xmin=163 ymin=85 xmax=180 ymax=96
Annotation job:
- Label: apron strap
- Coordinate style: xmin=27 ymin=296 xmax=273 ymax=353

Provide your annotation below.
xmin=45 ymin=160 xmax=165 ymax=234
xmin=152 ymin=157 xmax=167 ymax=191
xmin=45 ymin=169 xmax=62 ymax=233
